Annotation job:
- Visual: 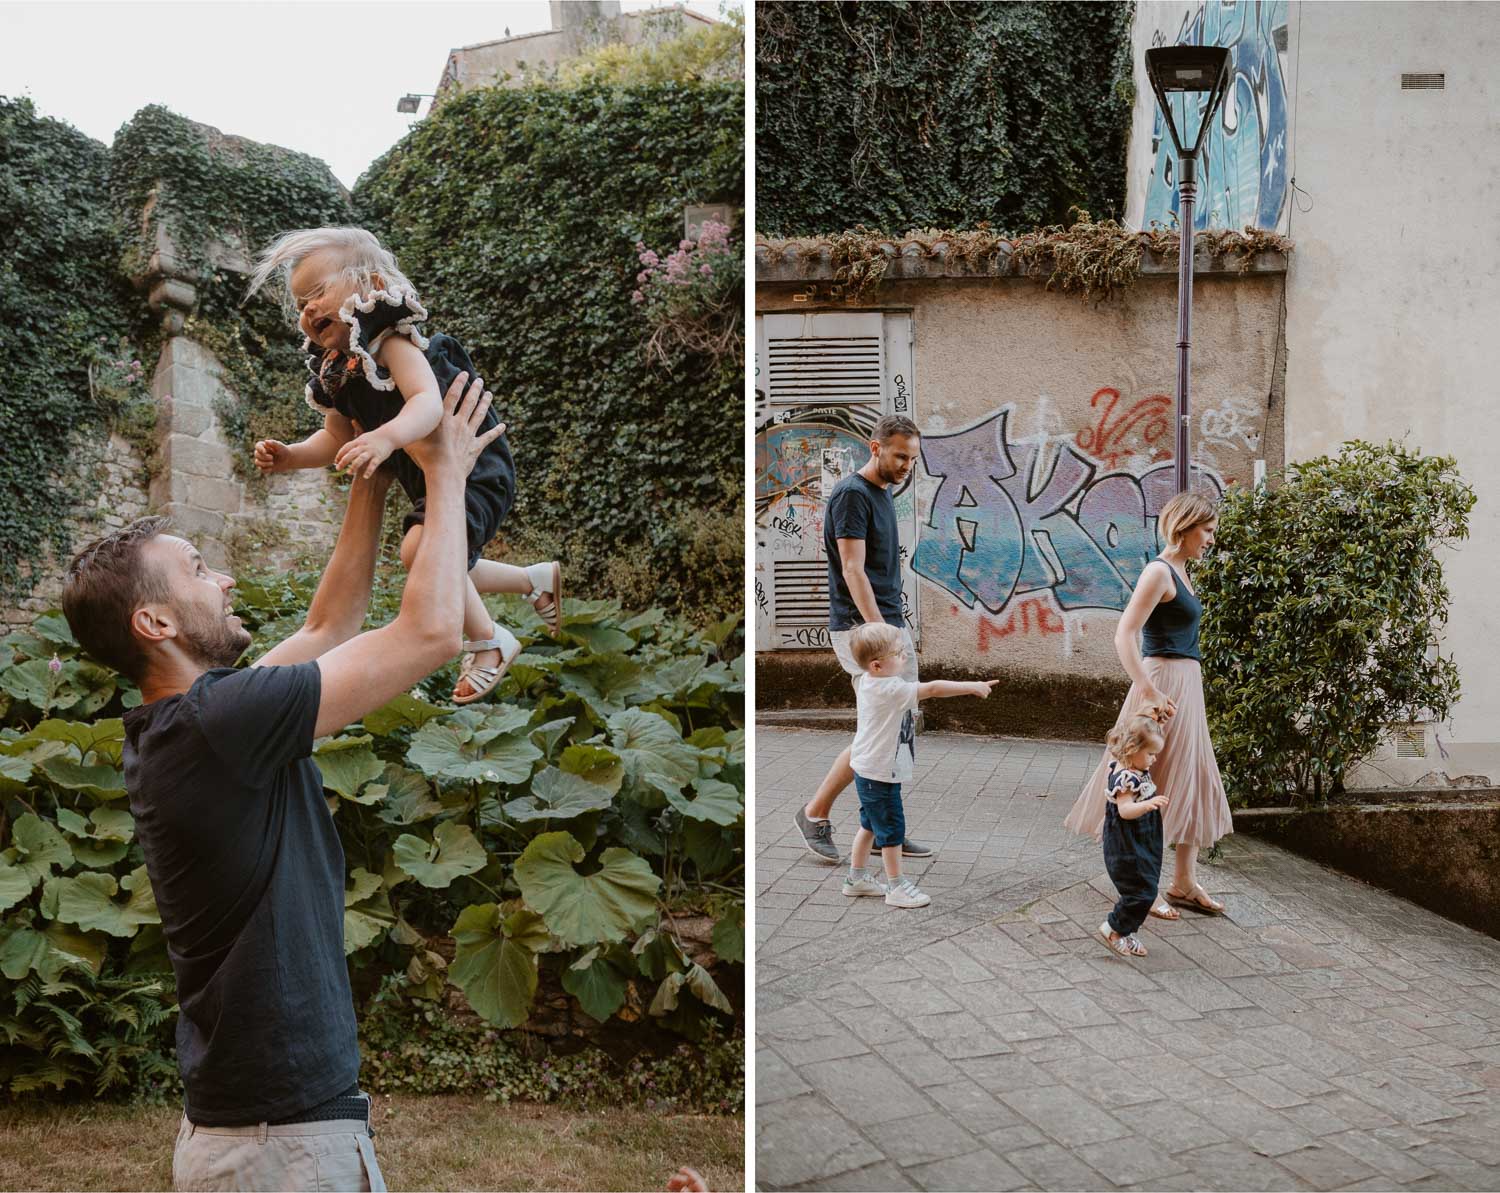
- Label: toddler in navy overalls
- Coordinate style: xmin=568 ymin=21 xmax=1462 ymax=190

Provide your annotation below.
xmin=1098 ymin=713 xmax=1170 ymax=958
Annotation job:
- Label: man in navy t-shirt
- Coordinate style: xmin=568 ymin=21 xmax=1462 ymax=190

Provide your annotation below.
xmin=62 ymin=374 xmax=503 ymax=1192
xmin=793 ymin=414 xmax=936 ymax=864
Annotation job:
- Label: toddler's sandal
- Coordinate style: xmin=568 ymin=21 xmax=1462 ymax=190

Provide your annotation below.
xmin=453 ymin=625 xmax=522 ymax=705
xmin=528 ymin=562 xmax=563 ymax=638
xmin=1097 ymin=922 xmax=1147 ymax=957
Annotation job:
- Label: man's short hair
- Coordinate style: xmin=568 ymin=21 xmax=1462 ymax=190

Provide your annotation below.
xmin=872 ymin=414 xmax=919 ymax=443
xmin=61 ymin=516 xmax=172 ymax=684
xmin=849 ymin=621 xmax=904 ymax=670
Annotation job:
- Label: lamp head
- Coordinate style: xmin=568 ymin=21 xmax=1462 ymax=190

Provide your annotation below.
xmin=1145 ymin=44 xmax=1232 ymax=158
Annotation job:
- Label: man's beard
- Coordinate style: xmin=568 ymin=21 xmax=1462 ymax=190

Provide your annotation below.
xmin=173 ymin=599 xmax=252 ymax=669
xmin=874 ymin=456 xmax=909 ymax=486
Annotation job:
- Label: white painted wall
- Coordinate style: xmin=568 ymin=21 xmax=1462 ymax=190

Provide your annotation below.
xmin=1126 ymin=1 xmax=1500 ymax=782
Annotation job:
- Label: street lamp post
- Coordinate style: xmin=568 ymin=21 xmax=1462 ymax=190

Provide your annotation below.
xmin=1144 ymin=44 xmax=1232 ymax=495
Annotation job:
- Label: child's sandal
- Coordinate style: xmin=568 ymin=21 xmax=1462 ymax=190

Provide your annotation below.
xmin=453 ymin=624 xmax=522 ymax=705
xmin=527 ymin=562 xmax=563 ymax=638
xmin=1097 ymin=922 xmax=1147 ymax=957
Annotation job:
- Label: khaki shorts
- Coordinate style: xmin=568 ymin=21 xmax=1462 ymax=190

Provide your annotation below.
xmin=830 ymin=625 xmax=919 ymax=684
xmin=173 ymin=1113 xmax=386 ymax=1192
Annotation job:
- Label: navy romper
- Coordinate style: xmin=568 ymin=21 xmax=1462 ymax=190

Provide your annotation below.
xmin=304 ymin=289 xmax=515 ymax=571
xmin=1101 ymin=761 xmax=1164 ymax=937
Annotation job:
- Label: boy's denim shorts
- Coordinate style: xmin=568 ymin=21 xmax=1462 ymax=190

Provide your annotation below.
xmin=853 ymin=775 xmax=906 ymax=849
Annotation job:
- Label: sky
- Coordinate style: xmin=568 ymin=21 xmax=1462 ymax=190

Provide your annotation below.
xmin=1 ymin=0 xmax=728 ymax=188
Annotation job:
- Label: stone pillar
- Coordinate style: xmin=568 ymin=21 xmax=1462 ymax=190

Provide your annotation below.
xmin=148 ymin=338 xmax=243 ymax=568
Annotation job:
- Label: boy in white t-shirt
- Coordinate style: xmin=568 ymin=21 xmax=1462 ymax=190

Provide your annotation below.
xmin=842 ymin=622 xmax=998 ymax=908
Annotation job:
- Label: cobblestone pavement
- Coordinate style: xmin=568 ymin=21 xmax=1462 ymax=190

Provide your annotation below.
xmin=755 ymin=727 xmax=1500 ymax=1192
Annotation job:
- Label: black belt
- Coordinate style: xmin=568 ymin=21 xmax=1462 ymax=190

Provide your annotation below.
xmin=268 ymin=1084 xmax=371 ymax=1130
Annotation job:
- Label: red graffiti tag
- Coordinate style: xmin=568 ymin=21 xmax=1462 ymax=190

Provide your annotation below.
xmin=974 ymin=597 xmax=1065 ymax=650
xmin=1075 ymin=388 xmax=1173 ymax=470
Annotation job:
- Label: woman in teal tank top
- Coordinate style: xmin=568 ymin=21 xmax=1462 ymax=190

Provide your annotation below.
xmin=1064 ymin=492 xmax=1232 ymax=917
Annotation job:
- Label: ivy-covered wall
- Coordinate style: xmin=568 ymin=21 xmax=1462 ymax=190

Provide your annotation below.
xmin=355 ymin=81 xmax=744 ymax=621
xmin=0 ymin=99 xmax=139 ymax=605
xmin=755 ymin=1 xmax=1134 ymax=236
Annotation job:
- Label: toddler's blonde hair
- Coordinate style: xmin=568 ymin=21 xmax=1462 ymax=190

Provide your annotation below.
xmin=1106 ymin=714 xmax=1165 ymax=765
xmin=245 ymin=226 xmax=417 ymax=316
xmin=1157 ymin=490 xmax=1217 ymax=549
xmin=849 ymin=622 xmax=904 ymax=670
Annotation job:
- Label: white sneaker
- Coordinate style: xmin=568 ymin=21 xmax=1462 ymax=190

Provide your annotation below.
xmin=884 ymin=877 xmax=931 ymax=909
xmin=842 ymin=872 xmax=885 ymax=897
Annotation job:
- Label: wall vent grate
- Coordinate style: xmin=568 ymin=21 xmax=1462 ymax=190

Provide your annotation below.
xmin=1393 ymin=723 xmax=1427 ymax=759
xmin=1401 ymin=73 xmax=1446 ymax=90
xmin=767 ymin=336 xmax=883 ymax=405
xmin=772 ymin=559 xmax=830 ymax=628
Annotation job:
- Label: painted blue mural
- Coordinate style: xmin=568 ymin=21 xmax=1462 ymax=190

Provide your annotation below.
xmin=1143 ymin=0 xmax=1290 ymax=232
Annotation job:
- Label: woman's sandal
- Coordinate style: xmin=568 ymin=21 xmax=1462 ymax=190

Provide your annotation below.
xmin=1148 ymin=900 xmax=1181 ymax=921
xmin=1166 ymin=883 xmax=1226 ymax=915
xmin=527 ymin=562 xmax=562 ymax=638
xmin=1098 ymin=922 xmax=1148 ymax=957
xmin=453 ymin=625 xmax=522 ymax=705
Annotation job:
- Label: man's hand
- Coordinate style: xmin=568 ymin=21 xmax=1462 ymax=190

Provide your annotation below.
xmin=254 ymin=439 xmax=295 ymax=474
xmin=406 ymin=371 xmax=506 ymax=477
xmin=333 ymin=430 xmax=396 ymax=479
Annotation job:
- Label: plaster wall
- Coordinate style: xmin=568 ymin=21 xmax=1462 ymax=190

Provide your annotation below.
xmin=755 ymin=271 xmax=1283 ymax=687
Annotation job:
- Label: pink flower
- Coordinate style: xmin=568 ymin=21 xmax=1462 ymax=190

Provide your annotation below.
xmin=631 ymin=290 xmax=644 ymax=304
xmin=636 ymin=271 xmax=649 ymax=285
xmin=639 ymin=249 xmax=660 ymax=268
xmin=48 ymin=654 xmax=62 ymax=674
xmin=679 ymin=239 xmax=693 ymax=250
xmin=700 ymin=264 xmax=713 ymax=276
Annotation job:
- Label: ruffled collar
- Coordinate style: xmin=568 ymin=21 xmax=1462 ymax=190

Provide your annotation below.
xmin=302 ymin=287 xmax=430 ymax=394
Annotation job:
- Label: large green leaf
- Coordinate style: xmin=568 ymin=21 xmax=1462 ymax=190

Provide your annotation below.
xmin=503 ymin=767 xmax=616 ymax=823
xmin=314 ymin=736 xmax=386 ymax=800
xmin=514 ymin=832 xmax=660 ymax=946
xmin=561 ymin=946 xmax=629 ymax=1022
xmin=0 ymin=751 xmax=33 ymax=794
xmin=681 ymin=819 xmax=735 ymax=875
xmin=373 ymin=765 xmax=445 ymax=826
xmin=344 ymin=869 xmax=394 ymax=954
xmin=38 ymin=755 xmax=126 ymax=799
xmin=407 ymin=709 xmax=542 ymax=785
xmin=29 ymin=613 xmax=78 ymax=647
xmin=649 ymin=963 xmax=733 ymax=1016
xmin=9 ymin=813 xmax=73 ymax=883
xmin=30 ymin=718 xmax=125 ymax=765
xmin=392 ymin=822 xmax=487 ymax=888
xmin=0 ymin=861 xmax=33 ymax=912
xmin=42 ymin=922 xmax=105 ymax=977
xmin=607 ymin=708 xmax=699 ymax=797
xmin=1 ymin=658 xmax=67 ymax=708
xmin=53 ymin=806 xmax=134 ymax=868
xmin=363 ymin=692 xmax=450 ymax=736
xmin=51 ymin=867 xmax=159 ymax=938
xmin=665 ymin=778 xmax=742 ymax=826
xmin=529 ymin=717 xmax=575 ymax=760
xmin=557 ymin=743 xmax=624 ymax=794
xmin=0 ymin=923 xmax=50 ymax=980
xmin=711 ymin=902 xmax=744 ymax=964
xmin=449 ymin=902 xmax=550 ymax=1028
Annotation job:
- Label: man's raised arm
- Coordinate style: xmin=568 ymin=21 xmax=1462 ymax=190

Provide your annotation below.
xmin=254 ymin=466 xmax=394 ymax=669
xmin=310 ymin=373 xmax=503 ymax=739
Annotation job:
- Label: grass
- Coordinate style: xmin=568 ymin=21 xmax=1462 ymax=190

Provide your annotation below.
xmin=0 ymin=1097 xmax=745 ymax=1192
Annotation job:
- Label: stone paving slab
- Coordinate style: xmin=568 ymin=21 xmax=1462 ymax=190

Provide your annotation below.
xmin=755 ymin=727 xmax=1500 ymax=1192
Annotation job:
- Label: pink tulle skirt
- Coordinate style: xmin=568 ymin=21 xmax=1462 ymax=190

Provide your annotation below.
xmin=1063 ymin=657 xmax=1233 ymax=849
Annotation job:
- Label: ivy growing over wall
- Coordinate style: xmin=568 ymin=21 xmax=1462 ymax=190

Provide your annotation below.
xmin=0 ymin=99 xmax=137 ymax=604
xmin=356 ymin=82 xmax=744 ymax=621
xmin=109 ymin=106 xmax=353 ymax=473
xmin=755 ymin=1 xmax=1135 ymax=236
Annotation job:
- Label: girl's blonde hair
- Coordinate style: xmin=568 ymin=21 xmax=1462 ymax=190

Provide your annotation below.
xmin=1157 ymin=490 xmax=1217 ymax=549
xmin=1106 ymin=713 xmax=1165 ymax=764
xmin=245 ymin=226 xmax=417 ymax=316
xmin=849 ymin=622 xmax=904 ymax=670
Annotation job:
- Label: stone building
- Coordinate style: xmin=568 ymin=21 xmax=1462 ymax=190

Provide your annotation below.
xmin=434 ymin=1 xmax=717 ymax=95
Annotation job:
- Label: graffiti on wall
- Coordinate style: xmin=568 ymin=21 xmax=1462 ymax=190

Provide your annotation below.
xmin=1143 ymin=0 xmax=1289 ymax=232
xmin=912 ymin=405 xmax=1222 ymax=617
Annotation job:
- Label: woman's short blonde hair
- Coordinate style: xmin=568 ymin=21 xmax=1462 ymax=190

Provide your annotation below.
xmin=245 ymin=226 xmax=417 ymax=315
xmin=849 ymin=622 xmax=904 ymax=670
xmin=1157 ymin=490 xmax=1218 ymax=549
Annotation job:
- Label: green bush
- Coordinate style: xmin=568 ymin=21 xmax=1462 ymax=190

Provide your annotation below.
xmin=1197 ymin=441 xmax=1475 ymax=803
xmin=0 ymin=578 xmax=744 ymax=1101
xmin=355 ymin=80 xmax=744 ymax=620
xmin=755 ymin=2 xmax=1133 ymax=236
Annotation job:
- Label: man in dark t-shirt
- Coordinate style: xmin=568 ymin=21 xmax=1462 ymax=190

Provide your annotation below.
xmin=62 ymin=374 xmax=503 ymax=1192
xmin=793 ymin=414 xmax=936 ymax=865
